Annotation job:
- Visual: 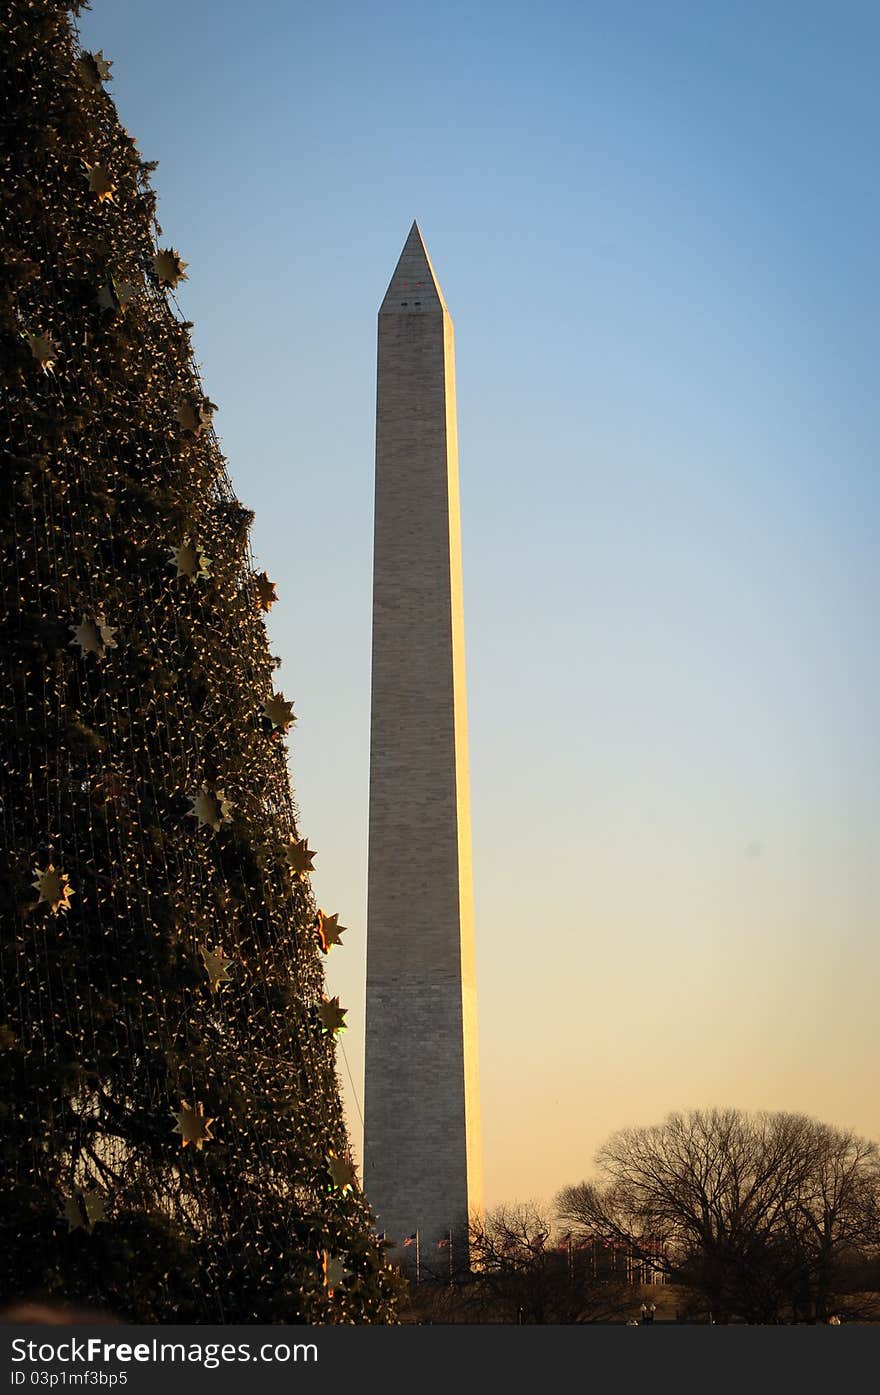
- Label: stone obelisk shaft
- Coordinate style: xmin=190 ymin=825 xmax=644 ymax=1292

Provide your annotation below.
xmin=364 ymin=223 xmax=482 ymax=1267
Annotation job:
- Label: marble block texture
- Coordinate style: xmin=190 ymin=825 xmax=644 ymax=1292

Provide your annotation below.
xmin=364 ymin=222 xmax=483 ymax=1271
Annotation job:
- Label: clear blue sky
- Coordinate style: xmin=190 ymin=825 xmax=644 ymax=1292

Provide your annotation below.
xmin=79 ymin=0 xmax=880 ymax=1204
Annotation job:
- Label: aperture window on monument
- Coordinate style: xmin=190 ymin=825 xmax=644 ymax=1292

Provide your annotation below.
xmin=400 ymin=278 xmax=426 ymax=307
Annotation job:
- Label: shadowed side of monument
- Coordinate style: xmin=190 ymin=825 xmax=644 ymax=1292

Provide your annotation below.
xmin=364 ymin=223 xmax=482 ymax=1271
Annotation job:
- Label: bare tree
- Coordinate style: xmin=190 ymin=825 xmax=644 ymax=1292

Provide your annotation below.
xmin=776 ymin=1122 xmax=880 ymax=1321
xmin=403 ymin=1202 xmax=635 ymax=1324
xmin=462 ymin=1203 xmax=633 ymax=1323
xmin=557 ymin=1109 xmax=880 ymax=1323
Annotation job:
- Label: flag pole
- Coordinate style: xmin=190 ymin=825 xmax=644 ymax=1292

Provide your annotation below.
xmin=416 ymin=1228 xmax=420 ymax=1283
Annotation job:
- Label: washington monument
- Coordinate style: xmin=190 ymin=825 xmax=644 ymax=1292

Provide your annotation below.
xmin=364 ymin=222 xmax=482 ymax=1266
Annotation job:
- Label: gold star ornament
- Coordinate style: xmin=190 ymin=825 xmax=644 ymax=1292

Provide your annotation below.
xmin=83 ymin=163 xmax=116 ymax=203
xmin=172 ymin=1100 xmax=214 ymax=1150
xmin=60 ymin=1187 xmax=105 ymax=1233
xmin=32 ymin=864 xmax=75 ymax=916
xmin=169 ymin=537 xmax=211 ymax=581
xmin=316 ymin=910 xmax=346 ymax=953
xmin=254 ymin=572 xmax=277 ymax=611
xmin=97 ymin=278 xmax=139 ymax=313
xmin=326 ymin=1154 xmax=357 ymax=1192
xmin=188 ymin=788 xmax=233 ymax=831
xmin=76 ymin=51 xmax=113 ymax=89
xmin=175 ymin=397 xmax=216 ymax=434
xmin=153 ymin=248 xmax=188 ymax=288
xmin=318 ymin=996 xmax=347 ymax=1035
xmin=70 ymin=613 xmax=117 ymax=660
xmin=26 ymin=333 xmax=59 ymax=372
xmin=200 ymin=944 xmax=233 ymax=993
xmin=62 ymin=1195 xmax=86 ymax=1231
xmin=83 ymin=1191 xmax=106 ymax=1228
xmin=263 ymin=692 xmax=296 ymax=731
xmin=284 ymin=837 xmax=316 ymax=877
xmin=324 ymin=1254 xmax=351 ymax=1292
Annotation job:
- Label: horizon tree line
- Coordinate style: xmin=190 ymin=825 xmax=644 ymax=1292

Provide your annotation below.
xmin=403 ymin=1108 xmax=880 ymax=1324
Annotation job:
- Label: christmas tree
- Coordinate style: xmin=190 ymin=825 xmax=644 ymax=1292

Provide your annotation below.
xmin=0 ymin=0 xmax=396 ymax=1322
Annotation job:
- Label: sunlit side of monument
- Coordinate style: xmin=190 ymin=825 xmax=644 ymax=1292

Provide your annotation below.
xmin=364 ymin=223 xmax=482 ymax=1272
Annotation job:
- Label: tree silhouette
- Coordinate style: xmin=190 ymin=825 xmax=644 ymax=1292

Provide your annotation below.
xmin=558 ymin=1108 xmax=880 ymax=1323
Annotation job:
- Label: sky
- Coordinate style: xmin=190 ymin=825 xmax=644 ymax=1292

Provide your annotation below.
xmin=79 ymin=0 xmax=880 ymax=1208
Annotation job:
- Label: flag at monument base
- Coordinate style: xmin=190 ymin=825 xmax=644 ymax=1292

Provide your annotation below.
xmin=403 ymin=1233 xmax=417 ymax=1248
